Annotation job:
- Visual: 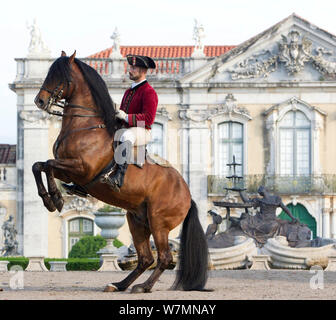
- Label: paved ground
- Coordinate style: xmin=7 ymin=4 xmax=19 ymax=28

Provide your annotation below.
xmin=0 ymin=269 xmax=335 ymax=300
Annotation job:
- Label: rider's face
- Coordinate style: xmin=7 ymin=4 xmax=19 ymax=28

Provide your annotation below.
xmin=129 ymin=65 xmax=146 ymax=81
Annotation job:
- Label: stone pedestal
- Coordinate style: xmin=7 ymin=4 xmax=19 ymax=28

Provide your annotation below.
xmin=49 ymin=261 xmax=67 ymax=272
xmin=325 ymin=256 xmax=336 ymax=271
xmin=98 ymin=254 xmax=121 ymax=271
xmin=249 ymin=255 xmax=271 ymax=270
xmin=0 ymin=261 xmax=9 ymax=272
xmin=25 ymin=257 xmax=48 ymax=272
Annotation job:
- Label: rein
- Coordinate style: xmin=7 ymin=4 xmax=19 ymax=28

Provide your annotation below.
xmin=40 ymin=82 xmax=107 ymax=157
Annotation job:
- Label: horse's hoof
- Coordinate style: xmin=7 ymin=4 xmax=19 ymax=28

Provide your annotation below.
xmin=131 ymin=285 xmax=151 ymax=294
xmin=52 ymin=195 xmax=64 ymax=212
xmin=43 ymin=197 xmax=56 ymax=212
xmin=103 ymin=284 xmax=119 ymax=292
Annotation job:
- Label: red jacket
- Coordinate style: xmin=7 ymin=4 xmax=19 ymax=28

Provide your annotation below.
xmin=120 ymin=81 xmax=158 ymax=129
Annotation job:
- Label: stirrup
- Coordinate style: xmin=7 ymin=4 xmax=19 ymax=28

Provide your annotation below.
xmin=62 ymin=183 xmax=88 ymax=198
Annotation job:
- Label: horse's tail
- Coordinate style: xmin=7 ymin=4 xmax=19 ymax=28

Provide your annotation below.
xmin=173 ymin=199 xmax=208 ymax=291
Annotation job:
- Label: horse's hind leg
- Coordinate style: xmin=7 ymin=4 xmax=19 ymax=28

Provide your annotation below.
xmin=104 ymin=212 xmax=154 ymax=292
xmin=131 ymin=227 xmax=172 ymax=293
xmin=32 ymin=162 xmax=57 ymax=212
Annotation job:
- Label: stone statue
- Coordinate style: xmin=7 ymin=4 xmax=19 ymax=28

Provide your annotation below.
xmin=1 ymin=215 xmax=18 ymax=256
xmin=208 ymin=186 xmax=313 ymax=248
xmin=26 ymin=18 xmax=50 ymax=57
xmin=192 ymin=19 xmax=205 ymax=54
xmin=205 ymin=210 xmax=223 ymax=240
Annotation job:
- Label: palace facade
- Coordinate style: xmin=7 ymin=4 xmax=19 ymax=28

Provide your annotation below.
xmin=3 ymin=14 xmax=336 ymax=258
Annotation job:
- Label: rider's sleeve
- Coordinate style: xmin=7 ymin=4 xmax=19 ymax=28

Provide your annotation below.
xmin=127 ymin=89 xmax=158 ymax=128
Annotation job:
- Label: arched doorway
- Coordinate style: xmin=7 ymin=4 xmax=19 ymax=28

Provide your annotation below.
xmin=278 ymin=203 xmax=317 ymax=238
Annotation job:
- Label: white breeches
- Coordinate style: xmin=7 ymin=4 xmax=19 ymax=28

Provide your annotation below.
xmin=115 ymin=127 xmax=152 ymax=146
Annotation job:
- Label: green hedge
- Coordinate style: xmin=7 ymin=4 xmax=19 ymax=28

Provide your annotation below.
xmin=68 ymin=235 xmax=124 ymax=258
xmin=0 ymin=257 xmax=101 ymax=271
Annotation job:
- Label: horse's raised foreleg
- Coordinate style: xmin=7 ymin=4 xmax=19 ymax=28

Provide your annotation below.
xmin=32 ymin=162 xmax=57 ymax=212
xmin=43 ymin=160 xmax=67 ymax=212
xmin=104 ymin=212 xmax=154 ymax=292
xmin=33 ymin=158 xmax=87 ymax=212
xmin=131 ymin=227 xmax=172 ymax=293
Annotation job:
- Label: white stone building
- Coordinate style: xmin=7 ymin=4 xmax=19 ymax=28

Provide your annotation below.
xmin=3 ymin=14 xmax=336 ymax=258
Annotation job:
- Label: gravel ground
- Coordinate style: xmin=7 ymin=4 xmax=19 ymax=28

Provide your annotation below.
xmin=0 ymin=269 xmax=336 ymax=300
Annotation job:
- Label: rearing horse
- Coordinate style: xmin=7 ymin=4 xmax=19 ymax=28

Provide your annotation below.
xmin=32 ymin=51 xmax=208 ymax=293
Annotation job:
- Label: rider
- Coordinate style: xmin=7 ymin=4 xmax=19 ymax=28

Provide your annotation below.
xmin=62 ymin=54 xmax=158 ymax=196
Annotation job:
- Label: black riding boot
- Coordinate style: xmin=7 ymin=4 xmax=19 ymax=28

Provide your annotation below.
xmin=106 ymin=140 xmax=132 ymax=192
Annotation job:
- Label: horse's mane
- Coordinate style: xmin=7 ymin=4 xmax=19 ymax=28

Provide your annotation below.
xmin=45 ymin=56 xmax=118 ymax=137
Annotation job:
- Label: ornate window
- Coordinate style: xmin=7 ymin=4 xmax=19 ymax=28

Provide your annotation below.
xmin=147 ymin=107 xmax=171 ymax=159
xmin=265 ymin=97 xmax=326 ymax=175
xmin=210 ymin=94 xmax=251 ymax=176
xmin=218 ymin=121 xmax=244 ymax=176
xmin=279 ymin=110 xmax=311 ymax=175
xmin=68 ymin=218 xmax=94 ymax=252
xmin=147 ymin=122 xmax=164 ymax=157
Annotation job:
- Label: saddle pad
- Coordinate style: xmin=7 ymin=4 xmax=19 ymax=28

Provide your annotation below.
xmin=146 ymin=153 xmax=172 ymax=168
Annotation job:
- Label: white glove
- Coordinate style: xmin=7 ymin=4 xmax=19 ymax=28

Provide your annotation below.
xmin=116 ymin=109 xmax=127 ymax=121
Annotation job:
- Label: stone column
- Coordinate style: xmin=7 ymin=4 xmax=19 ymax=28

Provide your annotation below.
xmin=19 ymin=110 xmax=50 ymax=257
xmin=330 ymin=209 xmax=336 ymax=239
xmin=179 ymin=108 xmax=211 ymax=230
xmin=322 ymin=208 xmax=331 ymax=239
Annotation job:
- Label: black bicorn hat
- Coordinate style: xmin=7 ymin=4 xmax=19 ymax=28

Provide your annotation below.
xmin=126 ymin=54 xmax=156 ymax=69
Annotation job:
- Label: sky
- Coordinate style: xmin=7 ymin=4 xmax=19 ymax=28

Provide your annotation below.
xmin=1 ymin=0 xmax=336 ymax=144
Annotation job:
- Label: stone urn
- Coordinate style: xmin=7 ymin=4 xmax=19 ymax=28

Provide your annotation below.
xmin=93 ymin=205 xmax=126 ymax=271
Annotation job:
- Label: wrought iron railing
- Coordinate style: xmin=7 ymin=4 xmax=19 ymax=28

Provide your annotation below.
xmin=207 ymin=174 xmax=336 ymax=195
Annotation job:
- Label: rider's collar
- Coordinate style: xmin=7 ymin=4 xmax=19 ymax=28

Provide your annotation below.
xmin=131 ymin=79 xmax=147 ymax=89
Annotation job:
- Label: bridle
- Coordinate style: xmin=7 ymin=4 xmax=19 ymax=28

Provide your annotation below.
xmin=39 ymin=81 xmax=103 ymax=118
xmin=39 ymin=81 xmax=107 ymax=158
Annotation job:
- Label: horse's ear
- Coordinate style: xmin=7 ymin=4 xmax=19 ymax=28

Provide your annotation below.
xmin=61 ymin=51 xmax=66 ymax=57
xmin=69 ymin=50 xmax=76 ymax=64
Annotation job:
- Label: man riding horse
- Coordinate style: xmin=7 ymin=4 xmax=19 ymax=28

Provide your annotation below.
xmin=62 ymin=54 xmax=158 ymax=196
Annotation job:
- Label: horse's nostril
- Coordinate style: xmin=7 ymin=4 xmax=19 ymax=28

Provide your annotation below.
xmin=35 ymin=97 xmax=45 ymax=108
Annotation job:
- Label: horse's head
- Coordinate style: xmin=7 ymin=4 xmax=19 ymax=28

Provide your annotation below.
xmin=34 ymin=51 xmax=76 ymax=111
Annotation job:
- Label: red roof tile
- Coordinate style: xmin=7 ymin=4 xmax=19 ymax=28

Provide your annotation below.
xmin=89 ymin=45 xmax=235 ymax=59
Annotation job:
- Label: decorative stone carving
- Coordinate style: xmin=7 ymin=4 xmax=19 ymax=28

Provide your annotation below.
xmin=156 ymin=106 xmax=172 ymax=120
xmin=311 ymin=47 xmax=336 ymax=79
xmin=228 ymin=30 xmax=336 ymax=80
xmin=278 ymin=30 xmax=312 ymax=75
xmin=179 ymin=109 xmax=211 ymax=122
xmin=60 ymin=195 xmax=98 ymax=215
xmin=212 ymin=94 xmax=251 ymax=119
xmin=26 ymin=18 xmax=51 ymax=58
xmin=228 ymin=50 xmax=278 ymax=80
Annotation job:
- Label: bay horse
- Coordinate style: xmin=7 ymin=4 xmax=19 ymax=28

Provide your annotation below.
xmin=32 ymin=51 xmax=208 ymax=293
